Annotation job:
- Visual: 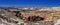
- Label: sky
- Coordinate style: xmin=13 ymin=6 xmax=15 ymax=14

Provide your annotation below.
xmin=0 ymin=0 xmax=60 ymax=7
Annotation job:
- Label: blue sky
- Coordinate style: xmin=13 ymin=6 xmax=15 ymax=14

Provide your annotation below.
xmin=0 ymin=0 xmax=60 ymax=7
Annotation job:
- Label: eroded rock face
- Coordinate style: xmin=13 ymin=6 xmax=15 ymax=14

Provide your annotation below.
xmin=0 ymin=9 xmax=23 ymax=25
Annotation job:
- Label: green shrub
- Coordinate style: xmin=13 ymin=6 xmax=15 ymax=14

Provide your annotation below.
xmin=18 ymin=16 xmax=23 ymax=19
xmin=15 ymin=13 xmax=23 ymax=19
xmin=20 ymin=23 xmax=24 ymax=25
